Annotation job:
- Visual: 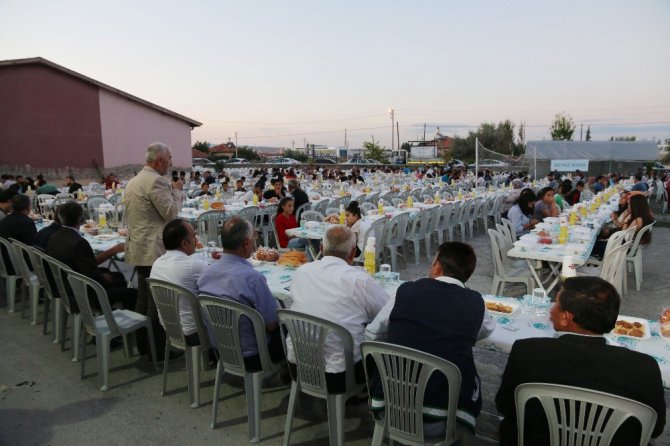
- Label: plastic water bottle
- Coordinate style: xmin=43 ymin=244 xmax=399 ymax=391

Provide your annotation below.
xmin=252 ymin=193 xmax=259 ymax=205
xmin=378 ymin=199 xmax=384 ymax=215
xmin=203 ymin=196 xmax=210 ymax=211
xmin=364 ymin=237 xmax=376 ymax=275
xmin=407 ymin=195 xmax=414 ymax=208
xmin=339 ymin=204 xmax=345 ymax=224
xmin=434 ymin=191 xmax=441 ymax=204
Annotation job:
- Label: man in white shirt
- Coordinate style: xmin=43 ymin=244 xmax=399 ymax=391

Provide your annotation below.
xmin=150 ymin=219 xmax=208 ymax=345
xmin=287 ymin=225 xmax=389 ymax=393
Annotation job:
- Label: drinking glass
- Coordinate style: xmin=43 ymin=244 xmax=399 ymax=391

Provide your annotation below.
xmin=532 ymin=288 xmax=550 ymax=317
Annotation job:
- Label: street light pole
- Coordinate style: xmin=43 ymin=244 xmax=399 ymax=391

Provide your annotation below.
xmin=388 ymin=108 xmax=395 ymax=151
xmin=234 ymin=132 xmax=238 ymax=158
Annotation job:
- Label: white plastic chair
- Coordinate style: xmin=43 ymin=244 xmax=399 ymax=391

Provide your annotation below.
xmin=361 ymin=341 xmax=462 ymax=446
xmin=255 ymin=204 xmax=278 ymax=247
xmin=313 ymin=199 xmax=330 ymax=216
xmin=488 ymin=229 xmax=534 ymax=295
xmin=42 ymin=254 xmax=82 ymax=361
xmin=515 ymin=382 xmax=657 ymax=446
xmin=404 ymin=208 xmax=432 ymax=264
xmin=383 ymin=212 xmax=410 ymax=272
xmin=200 ymin=295 xmax=282 ymax=442
xmin=236 ymin=205 xmax=260 ymax=227
xmin=28 ymin=246 xmax=60 ymax=341
xmin=299 ymin=210 xmax=325 ymax=223
xmin=66 ymin=270 xmax=158 ymax=391
xmin=147 ymin=279 xmax=211 ymax=409
xmin=85 ymin=195 xmax=110 ymax=219
xmin=196 ymin=210 xmax=227 ymax=247
xmin=0 ymin=237 xmax=20 ymax=313
xmin=500 ymin=218 xmax=518 ymax=243
xmin=9 ymin=238 xmax=43 ymax=324
xmin=278 ymin=309 xmax=366 ymax=446
xmin=354 ymin=216 xmax=387 ymax=265
xmin=580 ymin=240 xmax=632 ymax=296
xmin=270 ymin=214 xmax=291 ymax=253
xmin=436 ymin=202 xmax=454 ymax=244
xmin=624 ymin=222 xmax=655 ymax=292
xmin=361 ymin=202 xmax=377 ymax=214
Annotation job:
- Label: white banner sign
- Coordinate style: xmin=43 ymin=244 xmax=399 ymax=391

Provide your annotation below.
xmin=550 ymin=159 xmax=589 ymax=171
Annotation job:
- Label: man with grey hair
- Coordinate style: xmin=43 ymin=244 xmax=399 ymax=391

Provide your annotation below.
xmin=197 ymin=216 xmax=285 ymax=369
xmin=124 ymin=142 xmax=185 ymax=358
xmin=501 ymin=178 xmax=524 ymax=215
xmin=287 ymin=225 xmax=389 ymax=393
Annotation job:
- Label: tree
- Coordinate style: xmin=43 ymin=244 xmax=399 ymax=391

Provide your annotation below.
xmin=283 ymin=149 xmax=308 ymax=162
xmin=192 ymin=140 xmax=210 ymax=153
xmin=363 ymin=138 xmax=387 ymax=163
xmin=550 ymin=112 xmax=576 ymax=141
xmin=517 ymin=122 xmax=526 ymax=154
xmin=585 ymin=126 xmax=591 ymax=141
xmin=449 ymin=120 xmax=526 ymax=162
xmin=660 ymin=138 xmax=670 ymax=164
xmin=236 ymin=146 xmax=261 ymax=161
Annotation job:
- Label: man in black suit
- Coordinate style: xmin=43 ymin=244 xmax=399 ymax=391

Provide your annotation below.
xmin=287 ymin=179 xmax=308 ymax=218
xmin=0 ymin=194 xmax=37 ymax=275
xmin=65 ymin=176 xmax=83 ymax=194
xmin=46 ymin=201 xmax=136 ymax=311
xmin=495 ymin=276 xmax=666 ymax=445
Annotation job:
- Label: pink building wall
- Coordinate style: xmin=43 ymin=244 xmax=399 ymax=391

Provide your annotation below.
xmin=0 ymin=64 xmax=104 ymax=169
xmin=98 ymin=89 xmax=193 ymax=169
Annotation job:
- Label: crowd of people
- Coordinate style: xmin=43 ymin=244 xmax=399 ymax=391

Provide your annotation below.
xmin=1 ymin=145 xmax=668 ymax=444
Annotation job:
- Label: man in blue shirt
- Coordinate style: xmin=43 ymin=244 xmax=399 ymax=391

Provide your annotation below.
xmin=197 ymin=216 xmax=283 ymax=370
xmin=630 ymin=173 xmax=649 ymax=193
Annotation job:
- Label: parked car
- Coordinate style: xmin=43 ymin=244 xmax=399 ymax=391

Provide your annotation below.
xmin=192 ymin=157 xmax=216 ymax=172
xmin=477 ymin=159 xmax=508 ymax=169
xmin=226 ymin=158 xmax=249 ymax=165
xmin=446 ymin=159 xmax=466 ymax=169
xmin=313 ymin=158 xmax=337 ymax=164
xmin=266 ymin=157 xmax=301 ymax=165
xmin=345 ymin=158 xmax=374 ymax=165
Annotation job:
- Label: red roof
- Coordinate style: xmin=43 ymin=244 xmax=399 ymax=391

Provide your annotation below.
xmin=209 ymin=142 xmax=236 ymax=153
xmin=192 ymin=148 xmax=208 ymax=158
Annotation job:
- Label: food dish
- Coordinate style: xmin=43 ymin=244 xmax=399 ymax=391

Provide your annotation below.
xmin=210 ymin=201 xmax=224 ymax=210
xmin=659 ymin=308 xmax=670 ymax=340
xmin=610 ymin=316 xmax=651 ymax=340
xmin=484 ymin=298 xmax=519 ymax=315
xmin=277 ymin=251 xmax=308 ymax=267
xmin=254 ymin=247 xmax=280 ymax=262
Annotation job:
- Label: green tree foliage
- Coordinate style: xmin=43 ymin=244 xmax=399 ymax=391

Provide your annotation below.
xmin=283 ymin=149 xmax=308 ymax=162
xmin=192 ymin=140 xmax=210 ymax=153
xmin=363 ymin=139 xmax=388 ymax=163
xmin=660 ymin=138 xmax=670 ymax=164
xmin=609 ymin=136 xmax=637 ymax=141
xmin=550 ymin=112 xmax=576 ymax=141
xmin=585 ymin=126 xmax=592 ymax=141
xmin=236 ymin=146 xmax=261 ymax=161
xmin=450 ymin=120 xmax=525 ymax=162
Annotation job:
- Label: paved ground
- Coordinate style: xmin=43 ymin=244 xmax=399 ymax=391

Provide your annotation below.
xmin=1 ymin=225 xmax=669 ymax=445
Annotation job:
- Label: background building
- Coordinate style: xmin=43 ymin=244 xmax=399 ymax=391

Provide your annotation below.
xmin=0 ymin=57 xmax=201 ymax=171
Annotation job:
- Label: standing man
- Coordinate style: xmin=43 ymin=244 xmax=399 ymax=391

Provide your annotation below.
xmin=124 ymin=142 xmax=184 ymax=357
xmin=495 ymin=277 xmax=665 ymax=445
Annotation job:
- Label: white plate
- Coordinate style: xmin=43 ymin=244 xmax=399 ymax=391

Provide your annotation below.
xmin=610 ymin=315 xmax=651 ymax=340
xmin=249 ymin=258 xmax=263 ymax=266
xmin=484 ymin=298 xmax=520 ymax=316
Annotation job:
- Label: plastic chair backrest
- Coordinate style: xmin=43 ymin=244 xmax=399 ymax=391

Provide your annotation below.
xmin=199 ymin=294 xmax=275 ymax=375
xmin=8 ymin=238 xmax=34 ymax=280
xmin=147 ymin=279 xmax=210 ymax=351
xmin=86 ymin=195 xmax=109 ymax=215
xmin=501 ymin=218 xmax=517 ymax=242
xmin=313 ymin=200 xmax=329 ymax=216
xmin=196 ymin=210 xmax=227 ymax=246
xmin=236 ymin=205 xmax=259 ymax=227
xmin=361 ymin=341 xmax=462 ymax=445
xmin=358 ymin=216 xmax=388 ymax=263
xmin=270 ymin=214 xmax=284 ymax=249
xmin=627 ymin=222 xmax=655 ymax=258
xmin=385 ymin=212 xmax=410 ymax=246
xmin=277 ymin=309 xmax=355 ymax=396
xmin=600 ymin=241 xmax=632 ymax=294
xmin=325 ymin=207 xmax=339 ymax=217
xmin=27 ymin=246 xmax=53 ymax=296
xmin=294 ymin=202 xmax=311 ymax=220
xmin=42 ymin=254 xmax=77 ymax=314
xmin=300 ymin=210 xmax=324 ymax=223
xmin=66 ymin=269 xmax=119 ymax=336
xmin=361 ymin=202 xmax=376 ymax=214
xmin=488 ymin=229 xmax=510 ymax=274
xmin=0 ymin=237 xmax=18 ymax=278
xmin=515 ymin=382 xmax=657 ymax=446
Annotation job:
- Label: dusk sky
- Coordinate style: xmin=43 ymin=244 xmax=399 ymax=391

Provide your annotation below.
xmin=2 ymin=0 xmax=669 ymax=151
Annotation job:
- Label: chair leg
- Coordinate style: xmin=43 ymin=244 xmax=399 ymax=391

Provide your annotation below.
xmin=6 ymin=277 xmax=18 ymax=313
xmin=186 ymin=345 xmax=201 ymax=408
xmin=59 ymin=308 xmax=69 ymax=351
xmin=80 ymin=331 xmax=88 ymax=379
xmin=371 ymin=419 xmax=385 ymax=446
xmin=413 ymin=240 xmax=420 ymax=265
xmin=282 ymin=381 xmax=299 ymax=446
xmin=97 ymin=334 xmax=111 ymax=391
xmin=211 ymin=361 xmax=223 ymax=429
xmin=146 ymin=322 xmax=158 ymax=371
xmin=52 ymin=298 xmax=62 ymax=344
xmin=30 ymin=285 xmax=40 ymax=325
xmin=326 ymin=394 xmax=346 ymax=446
xmin=245 ymin=372 xmax=263 ymax=443
xmin=72 ymin=314 xmax=82 ymax=362
xmin=634 ymin=257 xmax=643 ymax=291
xmin=161 ymin=342 xmax=170 ymax=397
xmin=42 ymin=294 xmax=50 ymax=335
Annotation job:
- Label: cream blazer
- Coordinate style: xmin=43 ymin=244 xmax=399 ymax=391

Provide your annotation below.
xmin=124 ymin=166 xmax=184 ymax=266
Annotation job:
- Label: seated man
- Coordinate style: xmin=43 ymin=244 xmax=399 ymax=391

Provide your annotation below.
xmin=65 ymin=176 xmax=83 ymax=194
xmin=34 ymin=210 xmax=62 ymax=250
xmin=150 ymin=219 xmax=208 ymax=345
xmin=287 ymin=225 xmax=389 ymax=393
xmin=0 ymin=188 xmax=18 ymax=222
xmin=46 ymin=201 xmax=136 ymax=311
xmin=0 ymin=194 xmax=37 ymax=275
xmin=262 ymin=178 xmax=286 ymax=201
xmin=369 ymin=242 xmax=493 ymax=444
xmin=495 ymin=276 xmax=666 ymax=445
xmin=286 ymin=179 xmax=308 ymax=217
xmin=197 ymin=216 xmax=284 ymax=370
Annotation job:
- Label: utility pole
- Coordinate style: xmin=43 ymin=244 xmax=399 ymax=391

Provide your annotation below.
xmin=234 ymin=132 xmax=238 ymax=157
xmin=388 ymin=108 xmax=395 ymax=151
xmin=580 ymin=124 xmax=583 ymax=141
